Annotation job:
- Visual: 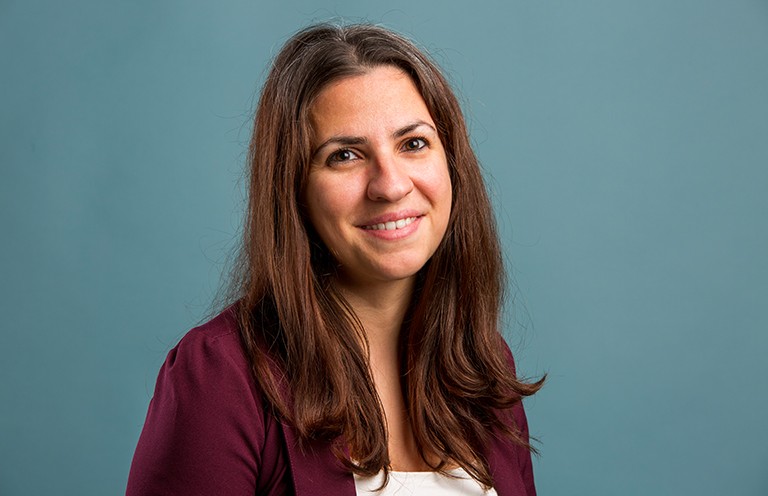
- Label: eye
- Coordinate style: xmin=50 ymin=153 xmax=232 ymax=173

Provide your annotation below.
xmin=402 ymin=137 xmax=428 ymax=152
xmin=327 ymin=148 xmax=361 ymax=165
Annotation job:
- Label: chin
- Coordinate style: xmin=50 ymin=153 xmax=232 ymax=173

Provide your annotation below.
xmin=370 ymin=262 xmax=428 ymax=283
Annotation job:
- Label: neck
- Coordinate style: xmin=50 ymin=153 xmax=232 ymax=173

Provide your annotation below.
xmin=336 ymin=275 xmax=430 ymax=471
xmin=336 ymin=276 xmax=415 ymax=354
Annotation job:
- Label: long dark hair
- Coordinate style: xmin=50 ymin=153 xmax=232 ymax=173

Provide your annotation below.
xmin=229 ymin=23 xmax=543 ymax=488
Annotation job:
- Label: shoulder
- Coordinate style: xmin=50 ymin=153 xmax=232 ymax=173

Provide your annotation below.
xmin=497 ymin=334 xmax=518 ymax=374
xmin=166 ymin=306 xmax=250 ymax=383
xmin=496 ymin=336 xmax=530 ymax=430
xmin=127 ymin=306 xmax=292 ymax=495
xmin=174 ymin=305 xmax=243 ymax=358
xmin=486 ymin=336 xmax=538 ymax=495
xmin=152 ymin=305 xmax=267 ymax=436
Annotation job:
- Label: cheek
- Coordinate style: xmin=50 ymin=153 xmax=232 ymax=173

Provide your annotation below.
xmin=305 ymin=176 xmax=351 ymax=235
xmin=431 ymin=168 xmax=453 ymax=239
xmin=428 ymin=165 xmax=453 ymax=212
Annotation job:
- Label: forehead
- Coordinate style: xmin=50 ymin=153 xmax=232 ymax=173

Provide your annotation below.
xmin=309 ymin=66 xmax=434 ymax=139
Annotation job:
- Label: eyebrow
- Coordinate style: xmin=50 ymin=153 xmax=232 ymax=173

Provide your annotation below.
xmin=393 ymin=120 xmax=436 ymax=138
xmin=311 ymin=120 xmax=437 ymax=158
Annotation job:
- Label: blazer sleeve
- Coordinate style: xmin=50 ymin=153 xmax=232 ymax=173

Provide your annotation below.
xmin=504 ymin=338 xmax=538 ymax=496
xmin=126 ymin=326 xmax=279 ymax=495
xmin=512 ymin=400 xmax=536 ymax=496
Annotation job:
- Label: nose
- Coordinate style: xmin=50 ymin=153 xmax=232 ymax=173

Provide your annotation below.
xmin=366 ymin=153 xmax=414 ymax=202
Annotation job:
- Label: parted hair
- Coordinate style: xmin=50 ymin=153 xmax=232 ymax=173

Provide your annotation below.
xmin=229 ymin=22 xmax=543 ymax=488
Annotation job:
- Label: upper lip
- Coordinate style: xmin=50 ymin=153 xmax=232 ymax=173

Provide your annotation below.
xmin=357 ymin=210 xmax=424 ymax=228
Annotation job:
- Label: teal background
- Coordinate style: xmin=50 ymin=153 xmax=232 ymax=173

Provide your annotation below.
xmin=2 ymin=0 xmax=767 ymax=494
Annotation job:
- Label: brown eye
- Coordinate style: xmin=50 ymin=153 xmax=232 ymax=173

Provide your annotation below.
xmin=327 ymin=148 xmax=360 ymax=165
xmin=403 ymin=138 xmax=427 ymax=151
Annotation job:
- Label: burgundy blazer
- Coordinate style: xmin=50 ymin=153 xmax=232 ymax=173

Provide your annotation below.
xmin=127 ymin=308 xmax=537 ymax=495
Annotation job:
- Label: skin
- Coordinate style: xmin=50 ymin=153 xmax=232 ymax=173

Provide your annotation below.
xmin=305 ymin=65 xmax=452 ymax=471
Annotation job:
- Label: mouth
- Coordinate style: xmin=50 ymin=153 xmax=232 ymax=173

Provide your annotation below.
xmin=361 ymin=216 xmax=419 ymax=231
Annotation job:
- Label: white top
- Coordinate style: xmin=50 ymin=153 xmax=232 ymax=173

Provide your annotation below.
xmin=354 ymin=467 xmax=498 ymax=496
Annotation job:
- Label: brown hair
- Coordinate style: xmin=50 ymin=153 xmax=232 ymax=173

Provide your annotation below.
xmin=230 ymin=22 xmax=543 ymax=488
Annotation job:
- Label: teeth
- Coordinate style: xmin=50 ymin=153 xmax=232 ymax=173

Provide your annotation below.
xmin=364 ymin=216 xmax=416 ymax=231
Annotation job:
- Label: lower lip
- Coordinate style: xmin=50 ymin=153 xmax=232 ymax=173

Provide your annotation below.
xmin=359 ymin=216 xmax=422 ymax=240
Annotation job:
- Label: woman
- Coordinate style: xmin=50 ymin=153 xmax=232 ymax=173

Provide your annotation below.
xmin=127 ymin=23 xmax=543 ymax=496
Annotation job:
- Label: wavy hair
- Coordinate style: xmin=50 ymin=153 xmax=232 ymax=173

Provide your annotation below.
xmin=229 ymin=23 xmax=543 ymax=488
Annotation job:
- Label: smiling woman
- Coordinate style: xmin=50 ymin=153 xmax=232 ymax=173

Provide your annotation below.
xmin=305 ymin=66 xmax=453 ymax=289
xmin=126 ymin=23 xmax=544 ymax=496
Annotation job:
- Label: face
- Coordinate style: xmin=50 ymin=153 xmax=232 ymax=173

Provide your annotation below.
xmin=304 ymin=65 xmax=452 ymax=290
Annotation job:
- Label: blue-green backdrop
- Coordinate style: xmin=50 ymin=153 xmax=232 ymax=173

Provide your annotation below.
xmin=2 ymin=1 xmax=767 ymax=494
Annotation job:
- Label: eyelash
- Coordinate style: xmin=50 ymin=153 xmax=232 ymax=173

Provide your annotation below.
xmin=325 ymin=137 xmax=430 ymax=166
xmin=402 ymin=137 xmax=428 ymax=152
xmin=327 ymin=149 xmax=359 ymax=164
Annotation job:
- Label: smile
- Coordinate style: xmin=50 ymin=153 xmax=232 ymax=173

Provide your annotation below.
xmin=361 ymin=216 xmax=418 ymax=231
